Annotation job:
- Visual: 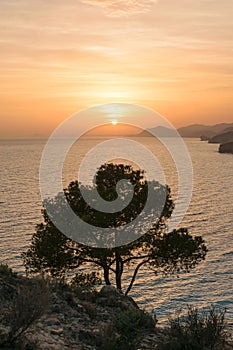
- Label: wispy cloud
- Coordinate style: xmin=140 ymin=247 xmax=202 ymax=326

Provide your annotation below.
xmin=80 ymin=0 xmax=158 ymax=17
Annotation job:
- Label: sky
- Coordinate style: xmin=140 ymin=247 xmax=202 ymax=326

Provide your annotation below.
xmin=0 ymin=0 xmax=233 ymax=137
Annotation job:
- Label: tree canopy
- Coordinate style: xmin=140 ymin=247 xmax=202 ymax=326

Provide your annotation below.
xmin=23 ymin=163 xmax=207 ymax=295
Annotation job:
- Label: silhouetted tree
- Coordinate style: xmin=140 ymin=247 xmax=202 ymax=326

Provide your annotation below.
xmin=22 ymin=163 xmax=207 ymax=295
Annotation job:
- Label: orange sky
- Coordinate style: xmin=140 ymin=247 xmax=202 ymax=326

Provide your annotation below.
xmin=0 ymin=0 xmax=233 ymax=137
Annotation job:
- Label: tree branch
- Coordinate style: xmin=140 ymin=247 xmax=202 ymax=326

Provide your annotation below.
xmin=125 ymin=259 xmax=149 ymax=296
xmin=109 ymin=258 xmax=116 ymax=267
xmin=65 ymin=244 xmax=86 ymax=255
xmin=123 ymin=254 xmax=149 ymax=264
xmin=76 ymin=257 xmax=104 ymax=267
xmin=109 ymin=267 xmax=116 ymax=273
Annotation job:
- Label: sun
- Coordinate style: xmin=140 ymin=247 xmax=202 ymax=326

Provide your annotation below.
xmin=111 ymin=119 xmax=118 ymax=125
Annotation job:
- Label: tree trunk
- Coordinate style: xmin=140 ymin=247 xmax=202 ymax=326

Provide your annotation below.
xmin=103 ymin=266 xmax=111 ymax=285
xmin=115 ymin=252 xmax=123 ymax=291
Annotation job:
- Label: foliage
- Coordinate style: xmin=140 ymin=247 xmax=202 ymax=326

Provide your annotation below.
xmin=81 ymin=300 xmax=98 ymax=318
xmin=22 ymin=222 xmax=78 ymax=278
xmin=113 ymin=307 xmax=155 ymax=338
xmin=159 ymin=305 xmax=228 ymax=350
xmin=22 ymin=163 xmax=207 ymax=295
xmin=98 ymin=308 xmax=156 ymax=350
xmin=70 ymin=271 xmax=101 ymax=290
xmin=0 ymin=278 xmax=50 ymax=349
xmin=0 ymin=264 xmax=17 ymax=277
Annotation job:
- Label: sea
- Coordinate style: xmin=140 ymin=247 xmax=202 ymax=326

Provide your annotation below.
xmin=0 ymin=137 xmax=232 ymax=326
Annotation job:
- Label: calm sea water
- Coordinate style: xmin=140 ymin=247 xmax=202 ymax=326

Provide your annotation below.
xmin=0 ymin=137 xmax=232 ymax=325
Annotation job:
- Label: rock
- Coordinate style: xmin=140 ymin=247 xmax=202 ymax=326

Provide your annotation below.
xmin=0 ymin=325 xmax=11 ymax=344
xmin=79 ymin=329 xmax=97 ymax=345
xmin=50 ymin=327 xmax=64 ymax=335
xmin=219 ymin=141 xmax=233 ymax=154
xmin=98 ymin=285 xmax=139 ymax=310
xmin=99 ymin=285 xmax=122 ymax=297
xmin=200 ymin=135 xmax=210 ymax=141
xmin=44 ymin=317 xmax=61 ymax=327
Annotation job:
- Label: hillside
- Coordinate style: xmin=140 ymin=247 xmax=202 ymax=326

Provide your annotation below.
xmin=177 ymin=124 xmax=211 ymax=138
xmin=0 ymin=267 xmax=158 ymax=350
xmin=1 ymin=266 xmax=232 ymax=350
xmin=136 ymin=126 xmax=178 ymax=137
xmin=134 ymin=123 xmax=233 ymax=139
xmin=178 ymin=123 xmax=233 ymax=139
xmin=208 ymin=131 xmax=233 ymax=144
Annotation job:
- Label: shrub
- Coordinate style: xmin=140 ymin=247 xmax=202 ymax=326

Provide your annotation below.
xmin=81 ymin=301 xmax=98 ymax=318
xmin=97 ymin=322 xmax=136 ymax=350
xmin=97 ymin=308 xmax=156 ymax=350
xmin=0 ymin=264 xmax=16 ymax=277
xmin=103 ymin=308 xmax=155 ymax=350
xmin=101 ymin=335 xmax=135 ymax=350
xmin=69 ymin=272 xmax=101 ymax=303
xmin=114 ymin=307 xmax=155 ymax=338
xmin=159 ymin=305 xmax=229 ymax=350
xmin=71 ymin=271 xmax=101 ymax=290
xmin=1 ymin=278 xmax=51 ymax=349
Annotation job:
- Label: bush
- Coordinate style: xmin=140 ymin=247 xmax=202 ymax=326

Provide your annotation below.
xmin=97 ymin=308 xmax=156 ymax=350
xmin=69 ymin=272 xmax=101 ymax=303
xmin=1 ymin=278 xmax=51 ymax=349
xmin=159 ymin=305 xmax=229 ymax=350
xmin=81 ymin=301 xmax=98 ymax=318
xmin=0 ymin=264 xmax=16 ymax=277
xmin=114 ymin=308 xmax=155 ymax=338
xmin=71 ymin=271 xmax=101 ymax=290
xmin=98 ymin=322 xmax=135 ymax=350
xmin=101 ymin=335 xmax=135 ymax=350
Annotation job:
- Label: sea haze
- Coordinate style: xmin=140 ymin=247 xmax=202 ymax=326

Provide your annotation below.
xmin=0 ymin=137 xmax=232 ymax=325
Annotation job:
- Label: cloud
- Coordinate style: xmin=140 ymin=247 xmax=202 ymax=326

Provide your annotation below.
xmin=80 ymin=0 xmax=158 ymax=17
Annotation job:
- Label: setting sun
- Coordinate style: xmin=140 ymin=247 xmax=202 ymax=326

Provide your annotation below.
xmin=111 ymin=119 xmax=118 ymax=126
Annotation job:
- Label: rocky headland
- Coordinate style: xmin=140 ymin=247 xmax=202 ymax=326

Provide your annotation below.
xmin=177 ymin=123 xmax=233 ymax=139
xmin=0 ymin=266 xmax=169 ymax=350
xmin=0 ymin=266 xmax=232 ymax=350
xmin=208 ymin=131 xmax=233 ymax=144
xmin=219 ymin=141 xmax=233 ymax=154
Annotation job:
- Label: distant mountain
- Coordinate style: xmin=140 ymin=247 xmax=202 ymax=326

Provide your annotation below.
xmin=178 ymin=123 xmax=233 ymax=139
xmin=137 ymin=126 xmax=178 ymax=137
xmin=135 ymin=123 xmax=233 ymax=140
xmin=219 ymin=141 xmax=233 ymax=154
xmin=220 ymin=126 xmax=233 ymax=133
xmin=200 ymin=124 xmax=233 ymax=141
xmin=178 ymin=124 xmax=211 ymax=138
xmin=208 ymin=131 xmax=233 ymax=144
